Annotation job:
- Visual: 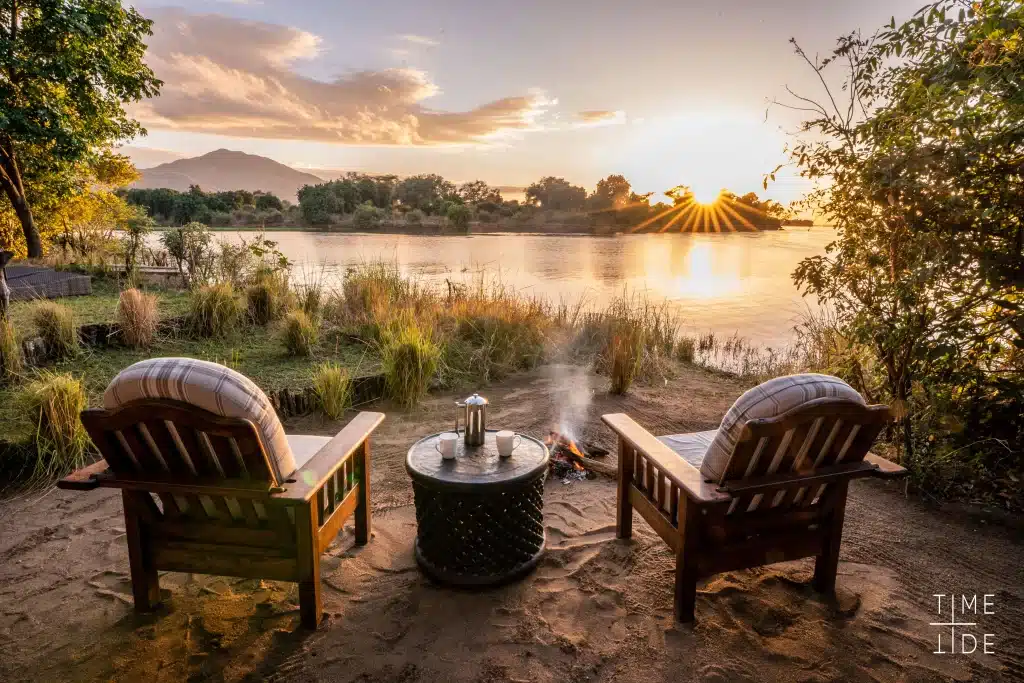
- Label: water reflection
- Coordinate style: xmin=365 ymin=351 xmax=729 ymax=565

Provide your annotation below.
xmin=161 ymin=229 xmax=832 ymax=348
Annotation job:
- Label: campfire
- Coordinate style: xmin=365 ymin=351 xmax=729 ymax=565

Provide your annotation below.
xmin=544 ymin=431 xmax=614 ymax=480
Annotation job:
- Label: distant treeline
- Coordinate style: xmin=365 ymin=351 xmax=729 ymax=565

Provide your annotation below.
xmin=119 ymin=186 xmax=298 ymax=227
xmin=123 ymin=173 xmax=811 ymax=233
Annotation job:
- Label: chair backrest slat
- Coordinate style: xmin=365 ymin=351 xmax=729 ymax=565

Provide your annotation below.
xmin=721 ymin=398 xmax=890 ymax=517
xmin=81 ymin=398 xmax=280 ymax=491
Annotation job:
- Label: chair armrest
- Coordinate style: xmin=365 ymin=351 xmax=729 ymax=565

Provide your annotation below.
xmin=276 ymin=411 xmax=385 ymax=502
xmin=602 ymin=413 xmax=731 ymax=505
xmin=57 ymin=459 xmax=110 ymax=491
xmin=865 ymin=451 xmax=908 ymax=479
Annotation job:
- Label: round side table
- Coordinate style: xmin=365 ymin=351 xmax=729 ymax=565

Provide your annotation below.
xmin=405 ymin=430 xmax=549 ymax=586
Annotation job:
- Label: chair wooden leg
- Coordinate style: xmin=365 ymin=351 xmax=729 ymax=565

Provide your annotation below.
xmin=354 ymin=441 xmax=371 ymax=546
xmin=813 ymin=484 xmax=848 ymax=595
xmin=674 ymin=497 xmax=702 ymax=622
xmin=122 ymin=491 xmax=160 ymax=612
xmin=616 ymin=439 xmax=634 ymax=539
xmin=295 ymin=502 xmax=322 ymax=628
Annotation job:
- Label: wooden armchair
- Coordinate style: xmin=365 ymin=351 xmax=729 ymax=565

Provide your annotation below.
xmin=603 ymin=397 xmax=906 ymax=622
xmin=58 ymin=401 xmax=384 ymax=628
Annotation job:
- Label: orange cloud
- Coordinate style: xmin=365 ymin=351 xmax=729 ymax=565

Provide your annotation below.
xmin=574 ymin=110 xmax=626 ymax=127
xmin=136 ymin=9 xmax=550 ymax=145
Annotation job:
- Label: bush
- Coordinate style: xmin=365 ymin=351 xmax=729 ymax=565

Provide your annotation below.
xmin=380 ymin=320 xmax=440 ymax=409
xmin=188 ymin=282 xmax=243 ymax=338
xmin=117 ymin=288 xmax=158 ymax=348
xmin=161 ymin=222 xmax=215 ymax=288
xmin=405 ymin=209 xmax=425 ymax=226
xmin=1 ymin=318 xmax=23 ymax=383
xmin=283 ymin=309 xmax=319 ymax=357
xmin=353 ymin=202 xmax=382 ymax=229
xmin=32 ymin=302 xmax=78 ymax=359
xmin=446 ymin=203 xmax=472 ymax=232
xmin=17 ymin=371 xmax=90 ymax=483
xmin=313 ymin=362 xmax=352 ymax=420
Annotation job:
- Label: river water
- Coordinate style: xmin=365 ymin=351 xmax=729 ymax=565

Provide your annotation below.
xmin=186 ymin=229 xmax=835 ymax=349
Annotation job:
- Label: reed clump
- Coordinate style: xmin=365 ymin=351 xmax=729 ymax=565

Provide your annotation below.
xmin=117 ymin=288 xmax=159 ymax=348
xmin=32 ymin=301 xmax=78 ymax=359
xmin=380 ymin=319 xmax=440 ymax=409
xmin=16 ymin=371 xmax=90 ymax=484
xmin=0 ymin=318 xmax=23 ymax=383
xmin=246 ymin=270 xmax=292 ymax=326
xmin=313 ymin=361 xmax=352 ymax=420
xmin=188 ymin=282 xmax=243 ymax=338
xmin=283 ymin=309 xmax=319 ymax=357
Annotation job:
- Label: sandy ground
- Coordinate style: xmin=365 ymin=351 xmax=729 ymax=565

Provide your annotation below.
xmin=0 ymin=364 xmax=1020 ymax=682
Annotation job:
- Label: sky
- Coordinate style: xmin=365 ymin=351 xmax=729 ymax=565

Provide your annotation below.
xmin=124 ymin=0 xmax=926 ymax=206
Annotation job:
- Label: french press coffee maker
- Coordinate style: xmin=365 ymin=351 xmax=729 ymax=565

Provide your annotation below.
xmin=455 ymin=393 xmax=488 ymax=446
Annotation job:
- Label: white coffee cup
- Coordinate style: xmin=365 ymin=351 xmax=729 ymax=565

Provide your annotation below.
xmin=496 ymin=430 xmax=521 ymax=457
xmin=436 ymin=432 xmax=458 ymax=460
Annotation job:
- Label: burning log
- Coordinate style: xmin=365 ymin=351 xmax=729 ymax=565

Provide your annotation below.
xmin=544 ymin=432 xmax=617 ymax=479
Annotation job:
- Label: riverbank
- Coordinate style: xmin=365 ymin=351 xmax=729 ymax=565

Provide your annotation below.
xmin=154 ymin=220 xmax=796 ymax=235
xmin=0 ymin=364 xmax=1017 ymax=682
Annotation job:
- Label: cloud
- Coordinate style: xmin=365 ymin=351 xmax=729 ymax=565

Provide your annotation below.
xmin=574 ymin=110 xmax=626 ymax=127
xmin=135 ymin=9 xmax=549 ymax=145
xmin=398 ymin=34 xmax=439 ymax=46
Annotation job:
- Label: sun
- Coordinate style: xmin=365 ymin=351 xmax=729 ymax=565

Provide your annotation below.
xmin=691 ymin=186 xmax=723 ymax=206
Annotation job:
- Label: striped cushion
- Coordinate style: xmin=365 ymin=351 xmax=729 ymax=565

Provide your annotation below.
xmin=700 ymin=373 xmax=865 ymax=483
xmin=103 ymin=357 xmax=295 ymax=481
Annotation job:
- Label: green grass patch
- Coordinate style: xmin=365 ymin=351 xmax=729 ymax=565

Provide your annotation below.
xmin=7 ymin=278 xmax=190 ymax=334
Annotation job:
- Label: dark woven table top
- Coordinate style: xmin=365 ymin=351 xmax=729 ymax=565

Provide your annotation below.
xmin=406 ymin=430 xmax=549 ymax=492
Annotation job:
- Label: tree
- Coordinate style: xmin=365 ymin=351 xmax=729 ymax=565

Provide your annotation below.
xmin=458 ymin=180 xmax=502 ymax=206
xmin=778 ymin=0 xmax=1023 ymax=504
xmin=446 ymin=203 xmax=472 ymax=232
xmin=0 ymin=1 xmax=161 ymax=256
xmin=589 ymin=174 xmax=632 ymax=210
xmin=525 ymin=177 xmax=587 ymax=211
xmin=395 ymin=174 xmax=456 ymax=213
xmin=297 ymin=183 xmax=339 ymax=224
xmin=254 ymin=192 xmax=284 ymax=211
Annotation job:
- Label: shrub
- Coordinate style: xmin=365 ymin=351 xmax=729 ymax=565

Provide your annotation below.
xmin=313 ymin=362 xmax=352 ymax=420
xmin=161 ymin=222 xmax=215 ymax=288
xmin=117 ymin=288 xmax=158 ymax=348
xmin=446 ymin=203 xmax=472 ymax=232
xmin=283 ymin=309 xmax=319 ymax=357
xmin=380 ymin=320 xmax=440 ymax=409
xmin=353 ymin=202 xmax=382 ymax=229
xmin=32 ymin=302 xmax=78 ymax=359
xmin=188 ymin=282 xmax=243 ymax=338
xmin=122 ymin=207 xmax=154 ymax=285
xmin=17 ymin=371 xmax=90 ymax=483
xmin=1 ymin=318 xmax=23 ymax=382
xmin=405 ymin=209 xmax=425 ymax=226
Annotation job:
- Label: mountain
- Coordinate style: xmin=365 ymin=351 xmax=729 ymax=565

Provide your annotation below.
xmin=132 ymin=149 xmax=324 ymax=202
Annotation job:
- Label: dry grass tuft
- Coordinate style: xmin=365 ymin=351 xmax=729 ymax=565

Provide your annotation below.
xmin=117 ymin=288 xmax=158 ymax=348
xmin=16 ymin=371 xmax=90 ymax=484
xmin=283 ymin=309 xmax=319 ymax=357
xmin=313 ymin=361 xmax=352 ymax=420
xmin=1 ymin=318 xmax=23 ymax=383
xmin=188 ymin=282 xmax=243 ymax=338
xmin=32 ymin=301 xmax=78 ymax=359
xmin=380 ymin=319 xmax=440 ymax=409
